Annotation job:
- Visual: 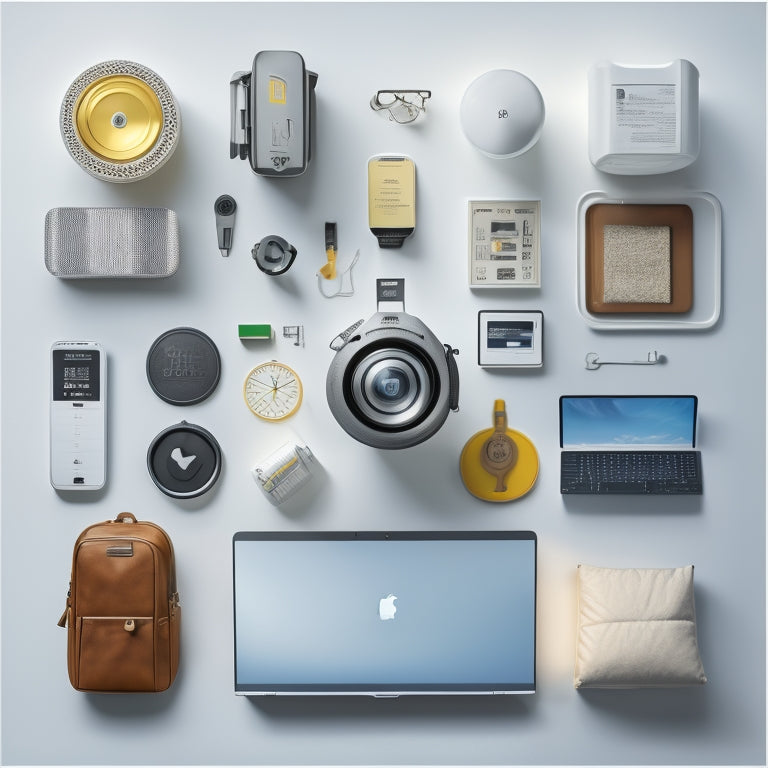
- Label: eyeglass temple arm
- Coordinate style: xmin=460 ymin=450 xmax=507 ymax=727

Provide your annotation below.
xmin=372 ymin=90 xmax=432 ymax=107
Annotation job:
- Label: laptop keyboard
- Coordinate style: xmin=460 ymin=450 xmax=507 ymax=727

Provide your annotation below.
xmin=561 ymin=450 xmax=703 ymax=494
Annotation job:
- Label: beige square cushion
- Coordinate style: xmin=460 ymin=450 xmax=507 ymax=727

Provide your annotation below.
xmin=575 ymin=564 xmax=707 ymax=689
xmin=603 ymin=224 xmax=671 ymax=304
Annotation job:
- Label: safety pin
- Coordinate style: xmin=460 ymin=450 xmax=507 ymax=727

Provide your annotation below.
xmin=585 ymin=351 xmax=664 ymax=370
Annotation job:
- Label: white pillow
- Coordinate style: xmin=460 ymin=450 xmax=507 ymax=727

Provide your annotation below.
xmin=575 ymin=564 xmax=707 ymax=689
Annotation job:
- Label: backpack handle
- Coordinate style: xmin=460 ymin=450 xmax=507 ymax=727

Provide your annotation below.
xmin=113 ymin=512 xmax=137 ymax=524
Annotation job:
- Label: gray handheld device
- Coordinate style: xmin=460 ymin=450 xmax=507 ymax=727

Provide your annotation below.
xmin=230 ymin=50 xmax=318 ymax=177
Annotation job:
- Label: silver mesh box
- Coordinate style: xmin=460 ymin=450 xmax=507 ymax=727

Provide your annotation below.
xmin=44 ymin=207 xmax=179 ymax=278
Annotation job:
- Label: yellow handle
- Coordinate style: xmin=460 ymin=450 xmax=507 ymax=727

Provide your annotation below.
xmin=493 ymin=399 xmax=507 ymax=432
xmin=318 ymin=248 xmax=337 ymax=280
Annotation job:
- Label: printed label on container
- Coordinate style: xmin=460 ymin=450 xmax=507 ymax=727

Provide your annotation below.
xmin=611 ymin=84 xmax=680 ymax=153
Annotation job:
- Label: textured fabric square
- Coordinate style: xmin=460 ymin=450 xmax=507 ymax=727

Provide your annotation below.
xmin=44 ymin=207 xmax=179 ymax=278
xmin=603 ymin=224 xmax=671 ymax=303
xmin=574 ymin=564 xmax=707 ymax=689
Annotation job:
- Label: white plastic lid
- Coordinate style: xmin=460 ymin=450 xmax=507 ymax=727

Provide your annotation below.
xmin=460 ymin=70 xmax=545 ymax=159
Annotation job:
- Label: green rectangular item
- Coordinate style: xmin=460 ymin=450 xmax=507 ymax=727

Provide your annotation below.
xmin=238 ymin=324 xmax=273 ymax=340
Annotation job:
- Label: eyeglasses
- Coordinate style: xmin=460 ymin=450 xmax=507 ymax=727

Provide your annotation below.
xmin=370 ymin=90 xmax=432 ymax=124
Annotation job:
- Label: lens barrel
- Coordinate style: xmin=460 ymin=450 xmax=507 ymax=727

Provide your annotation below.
xmin=326 ymin=311 xmax=457 ymax=449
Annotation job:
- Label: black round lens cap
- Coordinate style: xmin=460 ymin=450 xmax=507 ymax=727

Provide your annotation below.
xmin=147 ymin=421 xmax=222 ymax=499
xmin=147 ymin=327 xmax=221 ymax=405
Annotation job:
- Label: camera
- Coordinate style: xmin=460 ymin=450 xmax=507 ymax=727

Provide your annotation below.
xmin=326 ymin=280 xmax=459 ymax=449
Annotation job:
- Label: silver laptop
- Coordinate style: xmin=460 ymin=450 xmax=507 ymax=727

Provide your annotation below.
xmin=559 ymin=395 xmax=702 ymax=494
xmin=232 ymin=531 xmax=537 ymax=696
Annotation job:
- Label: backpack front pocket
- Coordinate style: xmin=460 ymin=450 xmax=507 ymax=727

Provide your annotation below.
xmin=77 ymin=617 xmax=155 ymax=692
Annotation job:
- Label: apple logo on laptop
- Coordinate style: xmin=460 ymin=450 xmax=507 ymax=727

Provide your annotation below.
xmin=378 ymin=594 xmax=398 ymax=621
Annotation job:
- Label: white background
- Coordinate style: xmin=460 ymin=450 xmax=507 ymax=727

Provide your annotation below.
xmin=1 ymin=2 xmax=765 ymax=765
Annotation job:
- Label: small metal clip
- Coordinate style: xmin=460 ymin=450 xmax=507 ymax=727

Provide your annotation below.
xmin=229 ymin=72 xmax=251 ymax=160
xmin=283 ymin=325 xmax=305 ymax=348
xmin=106 ymin=543 xmax=133 ymax=557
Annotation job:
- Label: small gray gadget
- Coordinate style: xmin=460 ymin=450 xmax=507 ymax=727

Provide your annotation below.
xmin=252 ymin=235 xmax=297 ymax=276
xmin=326 ymin=279 xmax=459 ymax=449
xmin=44 ymin=207 xmax=179 ymax=278
xmin=148 ymin=421 xmax=222 ymax=499
xmin=478 ymin=310 xmax=543 ymax=368
xmin=230 ymin=50 xmax=317 ymax=177
xmin=214 ymin=195 xmax=237 ymax=257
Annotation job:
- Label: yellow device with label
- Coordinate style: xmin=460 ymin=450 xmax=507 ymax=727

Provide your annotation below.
xmin=368 ymin=155 xmax=415 ymax=248
xmin=460 ymin=399 xmax=539 ymax=502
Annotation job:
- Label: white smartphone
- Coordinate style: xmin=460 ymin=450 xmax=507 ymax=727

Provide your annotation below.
xmin=50 ymin=341 xmax=106 ymax=491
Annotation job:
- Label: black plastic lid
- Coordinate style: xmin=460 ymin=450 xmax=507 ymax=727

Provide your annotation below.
xmin=370 ymin=227 xmax=413 ymax=249
xmin=147 ymin=421 xmax=222 ymax=499
xmin=146 ymin=327 xmax=221 ymax=405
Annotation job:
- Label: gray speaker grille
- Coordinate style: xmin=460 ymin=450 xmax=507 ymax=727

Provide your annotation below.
xmin=59 ymin=60 xmax=181 ymax=183
xmin=45 ymin=207 xmax=180 ymax=278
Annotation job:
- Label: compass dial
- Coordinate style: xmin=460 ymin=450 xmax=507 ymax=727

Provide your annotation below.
xmin=243 ymin=361 xmax=303 ymax=421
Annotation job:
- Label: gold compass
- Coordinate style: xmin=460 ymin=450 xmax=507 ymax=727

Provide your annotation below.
xmin=243 ymin=361 xmax=303 ymax=421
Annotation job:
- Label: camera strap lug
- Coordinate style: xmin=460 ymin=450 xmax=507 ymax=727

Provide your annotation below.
xmin=330 ymin=319 xmax=364 ymax=352
xmin=445 ymin=345 xmax=460 ymax=412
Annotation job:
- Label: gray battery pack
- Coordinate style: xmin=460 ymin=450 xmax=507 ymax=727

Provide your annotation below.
xmin=230 ymin=50 xmax=317 ymax=177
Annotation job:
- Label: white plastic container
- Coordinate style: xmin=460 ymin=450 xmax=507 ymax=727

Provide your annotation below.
xmin=588 ymin=59 xmax=699 ymax=175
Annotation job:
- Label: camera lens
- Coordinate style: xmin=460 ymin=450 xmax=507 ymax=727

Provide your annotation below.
xmin=350 ymin=348 xmax=432 ymax=428
xmin=326 ymin=294 xmax=459 ymax=449
xmin=370 ymin=364 xmax=412 ymax=407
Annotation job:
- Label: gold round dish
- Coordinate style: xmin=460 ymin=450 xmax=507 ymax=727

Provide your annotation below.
xmin=60 ymin=60 xmax=180 ymax=183
xmin=74 ymin=75 xmax=163 ymax=162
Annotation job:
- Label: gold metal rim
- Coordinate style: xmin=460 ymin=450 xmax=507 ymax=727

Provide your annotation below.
xmin=74 ymin=74 xmax=163 ymax=163
xmin=243 ymin=361 xmax=303 ymax=421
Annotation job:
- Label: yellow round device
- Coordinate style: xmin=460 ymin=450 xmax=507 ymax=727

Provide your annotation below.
xmin=74 ymin=75 xmax=163 ymax=162
xmin=60 ymin=60 xmax=180 ymax=183
xmin=460 ymin=400 xmax=539 ymax=502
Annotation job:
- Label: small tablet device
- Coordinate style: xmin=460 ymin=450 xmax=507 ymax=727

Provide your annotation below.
xmin=478 ymin=310 xmax=543 ymax=368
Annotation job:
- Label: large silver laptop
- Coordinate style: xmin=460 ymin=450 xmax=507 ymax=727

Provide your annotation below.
xmin=232 ymin=531 xmax=537 ymax=696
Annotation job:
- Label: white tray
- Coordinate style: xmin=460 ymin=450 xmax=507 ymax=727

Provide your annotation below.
xmin=577 ymin=190 xmax=722 ymax=330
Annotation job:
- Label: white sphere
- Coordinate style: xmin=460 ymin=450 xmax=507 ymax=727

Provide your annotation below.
xmin=460 ymin=69 xmax=545 ymax=159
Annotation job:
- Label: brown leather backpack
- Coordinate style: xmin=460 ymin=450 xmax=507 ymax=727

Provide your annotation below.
xmin=58 ymin=512 xmax=180 ymax=692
